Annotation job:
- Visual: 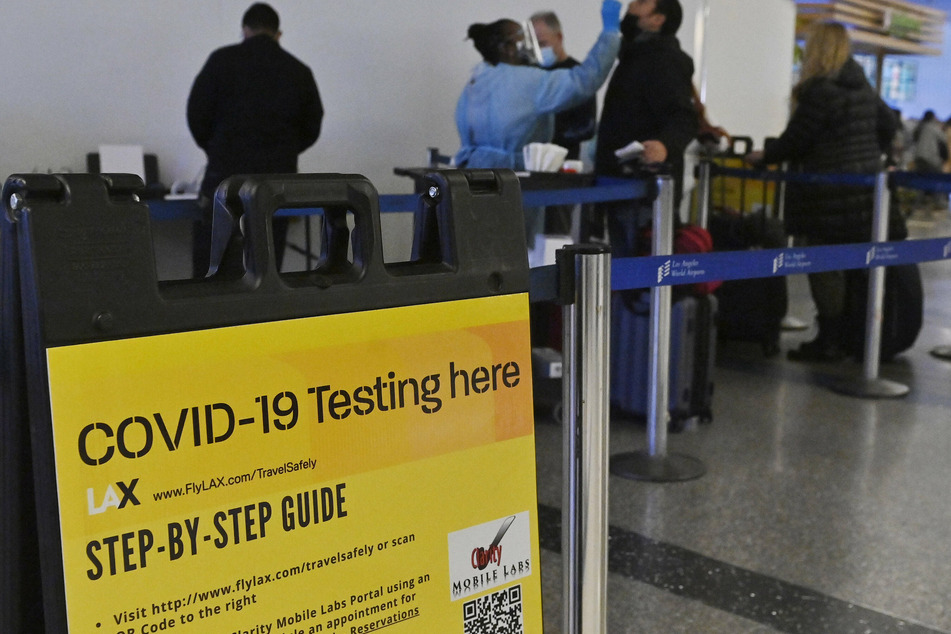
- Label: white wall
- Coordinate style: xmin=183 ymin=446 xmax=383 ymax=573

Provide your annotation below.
xmin=0 ymin=0 xmax=797 ymax=194
xmin=0 ymin=1 xmax=599 ymax=193
xmin=694 ymin=0 xmax=797 ymax=148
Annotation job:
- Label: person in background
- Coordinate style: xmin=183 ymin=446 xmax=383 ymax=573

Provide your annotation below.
xmin=531 ymin=10 xmax=601 ymax=236
xmin=745 ymin=21 xmax=899 ymax=362
xmin=692 ymin=84 xmax=730 ymax=148
xmin=913 ymin=110 xmax=946 ymax=174
xmin=530 ymin=11 xmax=599 ymax=162
xmin=187 ymin=2 xmax=324 ymax=277
xmin=912 ymin=110 xmax=948 ymax=209
xmin=594 ymin=0 xmax=698 ymax=253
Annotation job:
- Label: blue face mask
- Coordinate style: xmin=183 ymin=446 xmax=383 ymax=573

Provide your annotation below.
xmin=538 ymin=46 xmax=557 ymax=68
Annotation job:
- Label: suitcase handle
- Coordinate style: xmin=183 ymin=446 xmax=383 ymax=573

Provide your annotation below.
xmin=728 ymin=136 xmax=754 ymax=157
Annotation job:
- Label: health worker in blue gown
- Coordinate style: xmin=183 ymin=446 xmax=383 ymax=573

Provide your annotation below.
xmin=453 ymin=1 xmax=622 ymax=171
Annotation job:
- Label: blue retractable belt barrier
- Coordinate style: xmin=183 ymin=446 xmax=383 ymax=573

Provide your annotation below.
xmin=611 ymin=238 xmax=951 ymax=291
xmin=891 ymin=171 xmax=951 ymax=194
xmin=143 ymin=168 xmax=951 ymax=301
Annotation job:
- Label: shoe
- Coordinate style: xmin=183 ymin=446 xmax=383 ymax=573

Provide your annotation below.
xmin=787 ymin=339 xmax=846 ymax=362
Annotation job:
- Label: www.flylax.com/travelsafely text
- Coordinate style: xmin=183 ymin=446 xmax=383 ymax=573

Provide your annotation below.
xmin=152 ymin=459 xmax=317 ymax=502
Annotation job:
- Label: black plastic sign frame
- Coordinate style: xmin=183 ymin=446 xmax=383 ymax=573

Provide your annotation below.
xmin=2 ymin=170 xmax=536 ymax=632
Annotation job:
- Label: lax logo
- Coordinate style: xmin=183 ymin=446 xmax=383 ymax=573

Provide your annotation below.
xmin=657 ymin=260 xmax=671 ymax=284
xmin=87 ymin=479 xmax=140 ymax=515
xmin=772 ymin=253 xmax=785 ymax=274
xmin=944 ymin=241 xmax=951 ymax=258
xmin=866 ymin=247 xmax=877 ymax=265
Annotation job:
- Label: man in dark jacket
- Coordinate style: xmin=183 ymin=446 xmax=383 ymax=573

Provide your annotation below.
xmin=594 ymin=0 xmax=697 ymax=253
xmin=187 ymin=3 xmax=324 ymax=277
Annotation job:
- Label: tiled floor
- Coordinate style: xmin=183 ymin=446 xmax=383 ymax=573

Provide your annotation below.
xmin=534 ymin=208 xmax=951 ymax=633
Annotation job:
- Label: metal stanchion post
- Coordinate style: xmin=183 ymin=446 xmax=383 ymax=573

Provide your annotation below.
xmin=697 ymin=159 xmax=712 ymax=229
xmin=777 ymin=160 xmax=810 ymax=331
xmin=610 ymin=176 xmax=705 ymax=482
xmin=829 ymin=172 xmax=909 ymax=398
xmin=560 ymin=245 xmax=611 ymax=634
xmin=777 ymin=161 xmax=789 ymax=223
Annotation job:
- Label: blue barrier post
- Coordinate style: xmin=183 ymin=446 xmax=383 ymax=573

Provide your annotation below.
xmin=610 ymin=175 xmax=706 ymax=482
xmin=829 ymin=172 xmax=910 ymax=398
xmin=560 ymin=245 xmax=611 ymax=634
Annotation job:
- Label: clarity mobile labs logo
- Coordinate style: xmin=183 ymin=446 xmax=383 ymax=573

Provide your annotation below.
xmin=448 ymin=511 xmax=532 ymax=600
xmin=772 ymin=253 xmax=785 ymax=274
xmin=471 ymin=515 xmax=514 ymax=570
xmin=87 ymin=479 xmax=140 ymax=515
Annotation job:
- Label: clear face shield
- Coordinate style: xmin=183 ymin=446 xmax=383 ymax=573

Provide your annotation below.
xmin=514 ymin=20 xmax=544 ymax=65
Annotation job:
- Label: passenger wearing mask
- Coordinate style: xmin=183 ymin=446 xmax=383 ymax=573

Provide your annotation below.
xmin=594 ymin=0 xmax=697 ymax=252
xmin=530 ymin=11 xmax=599 ymax=162
xmin=453 ymin=1 xmax=622 ymax=171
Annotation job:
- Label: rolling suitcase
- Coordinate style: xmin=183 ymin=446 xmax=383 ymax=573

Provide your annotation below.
xmin=708 ymin=190 xmax=788 ymax=357
xmin=610 ymin=291 xmax=717 ymax=428
xmin=843 ymin=263 xmax=923 ymax=361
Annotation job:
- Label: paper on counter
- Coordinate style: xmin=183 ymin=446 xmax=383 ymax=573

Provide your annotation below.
xmin=614 ymin=140 xmax=644 ymax=162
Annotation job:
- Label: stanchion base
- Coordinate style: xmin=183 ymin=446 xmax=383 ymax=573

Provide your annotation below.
xmin=610 ymin=452 xmax=705 ymax=483
xmin=931 ymin=346 xmax=951 ymax=361
xmin=827 ymin=377 xmax=910 ymax=399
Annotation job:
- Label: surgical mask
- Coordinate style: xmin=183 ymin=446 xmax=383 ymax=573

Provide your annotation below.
xmin=620 ymin=14 xmax=642 ymax=39
xmin=538 ymin=46 xmax=557 ymax=68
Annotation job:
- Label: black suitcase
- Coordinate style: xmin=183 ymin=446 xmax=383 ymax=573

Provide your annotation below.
xmin=709 ymin=209 xmax=788 ymax=357
xmin=610 ymin=291 xmax=717 ymax=428
xmin=843 ymin=263 xmax=923 ymax=361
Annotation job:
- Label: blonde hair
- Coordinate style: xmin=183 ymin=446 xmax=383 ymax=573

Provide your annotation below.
xmin=794 ymin=22 xmax=852 ymax=99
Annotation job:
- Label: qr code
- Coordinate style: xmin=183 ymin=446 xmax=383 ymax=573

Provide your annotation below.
xmin=462 ymin=585 xmax=523 ymax=634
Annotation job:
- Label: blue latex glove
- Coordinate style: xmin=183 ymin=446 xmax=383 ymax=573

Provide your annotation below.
xmin=601 ymin=0 xmax=622 ymax=31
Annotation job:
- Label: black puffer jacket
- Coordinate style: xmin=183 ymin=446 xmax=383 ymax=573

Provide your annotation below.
xmin=762 ymin=58 xmax=900 ymax=243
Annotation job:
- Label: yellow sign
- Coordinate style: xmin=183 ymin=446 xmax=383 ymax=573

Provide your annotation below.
xmin=46 ymin=294 xmax=542 ymax=633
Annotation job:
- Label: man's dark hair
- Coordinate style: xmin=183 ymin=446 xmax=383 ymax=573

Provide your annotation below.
xmin=243 ymin=3 xmax=280 ymax=33
xmin=655 ymin=0 xmax=683 ymax=35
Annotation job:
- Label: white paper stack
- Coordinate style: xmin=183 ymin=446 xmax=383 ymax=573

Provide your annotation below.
xmin=522 ymin=143 xmax=569 ymax=172
xmin=98 ymin=144 xmax=145 ymax=180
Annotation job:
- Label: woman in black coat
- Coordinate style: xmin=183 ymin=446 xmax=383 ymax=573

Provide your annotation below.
xmin=746 ymin=21 xmax=899 ymax=362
